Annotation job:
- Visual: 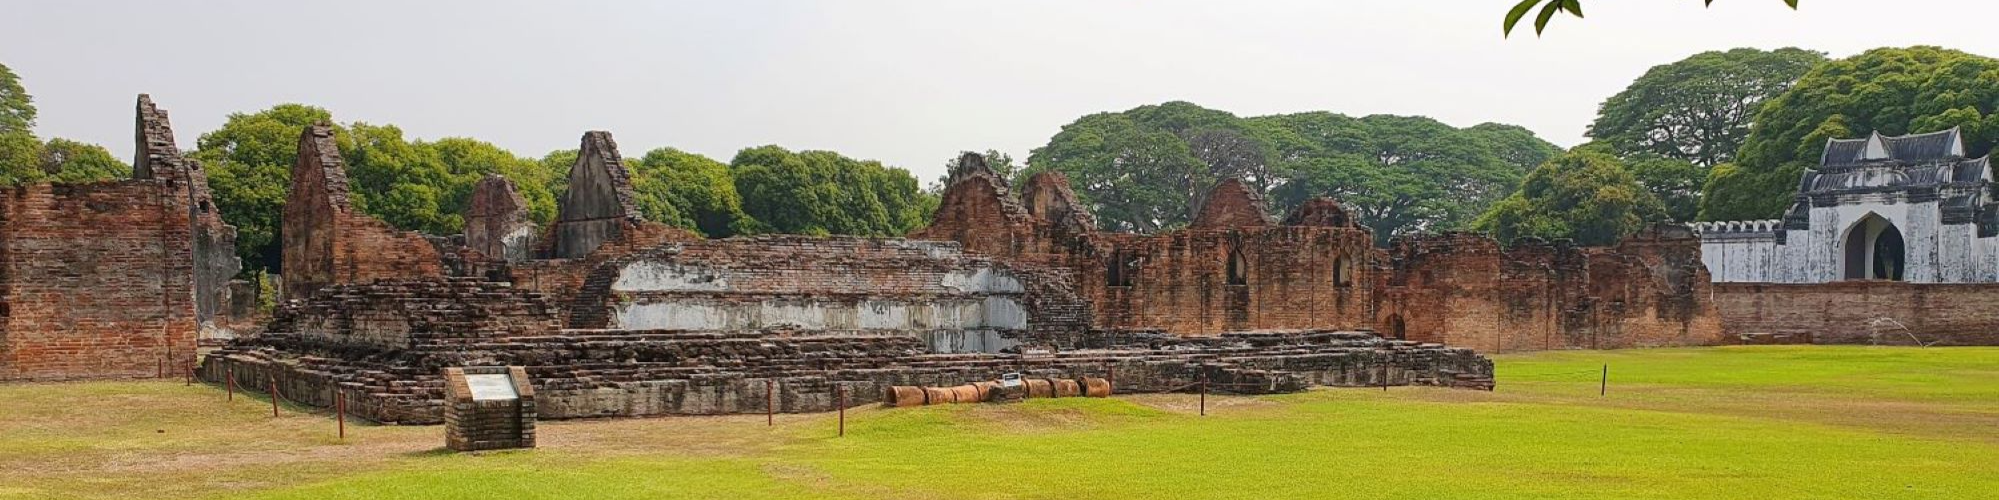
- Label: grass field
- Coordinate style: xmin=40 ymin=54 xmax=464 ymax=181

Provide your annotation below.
xmin=3 ymin=346 xmax=1996 ymax=499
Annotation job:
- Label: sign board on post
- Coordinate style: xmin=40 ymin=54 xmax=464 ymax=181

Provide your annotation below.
xmin=443 ymin=366 xmax=536 ymax=452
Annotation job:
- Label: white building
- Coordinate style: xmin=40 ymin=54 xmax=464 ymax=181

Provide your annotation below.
xmin=1693 ymin=128 xmax=1996 ymax=283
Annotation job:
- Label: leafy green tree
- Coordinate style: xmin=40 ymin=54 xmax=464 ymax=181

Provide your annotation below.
xmin=194 ymin=104 xmax=336 ymax=270
xmin=631 ymin=147 xmax=759 ymax=237
xmin=1029 ymin=102 xmax=1556 ymax=241
xmin=1504 ymin=0 xmax=1801 ymax=37
xmin=0 ymin=132 xmax=46 ymax=184
xmin=1024 ymin=111 xmax=1207 ymax=233
xmin=1626 ymin=154 xmax=1704 ymax=223
xmin=1589 ymin=48 xmax=1826 ymax=166
xmin=1702 ymin=46 xmax=1999 ymax=221
xmin=0 ymin=63 xmax=130 ymax=187
xmin=431 ymin=137 xmax=561 ymax=224
xmin=36 ymin=138 xmax=129 ymax=183
xmin=731 ymin=145 xmax=931 ymax=236
xmin=0 ymin=62 xmax=32 ymax=135
xmin=1473 ymin=150 xmax=1665 ymax=246
xmin=934 ymin=149 xmax=1019 ymax=190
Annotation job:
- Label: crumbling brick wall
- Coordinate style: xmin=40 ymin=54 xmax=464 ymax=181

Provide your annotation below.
xmin=919 ymin=169 xmax=1377 ymax=337
xmin=281 ymin=125 xmax=445 ymax=300
xmin=1713 ymin=281 xmax=1999 ymax=346
xmin=1373 ymin=225 xmax=1725 ymax=352
xmin=0 ymin=181 xmax=199 ymax=380
xmin=0 ymin=95 xmax=240 ymax=380
xmin=918 ymin=168 xmax=1722 ymax=351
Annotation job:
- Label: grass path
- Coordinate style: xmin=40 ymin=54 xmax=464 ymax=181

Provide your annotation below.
xmin=2 ymin=346 xmax=1994 ymax=499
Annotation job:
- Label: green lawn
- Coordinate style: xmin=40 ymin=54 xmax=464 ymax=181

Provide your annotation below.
xmin=3 ymin=346 xmax=1995 ymax=499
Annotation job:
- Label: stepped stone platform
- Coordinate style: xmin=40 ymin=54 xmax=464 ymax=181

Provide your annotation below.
xmin=199 ymin=279 xmax=1491 ymax=424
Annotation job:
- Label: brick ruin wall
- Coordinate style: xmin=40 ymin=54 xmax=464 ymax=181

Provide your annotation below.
xmin=0 ymin=181 xmax=198 ymax=380
xmin=0 ymin=95 xmax=239 ymax=380
xmin=915 ymin=163 xmax=1721 ymax=350
xmin=1713 ymin=282 xmax=1999 ymax=346
xmin=1373 ymin=227 xmax=1725 ymax=353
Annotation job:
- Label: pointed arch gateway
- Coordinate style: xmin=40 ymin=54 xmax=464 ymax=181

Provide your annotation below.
xmin=1841 ymin=213 xmax=1905 ymax=281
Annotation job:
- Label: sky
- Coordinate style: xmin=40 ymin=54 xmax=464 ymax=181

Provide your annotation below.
xmin=5 ymin=0 xmax=1998 ymax=183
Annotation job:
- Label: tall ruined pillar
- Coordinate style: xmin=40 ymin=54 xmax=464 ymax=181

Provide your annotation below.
xmin=134 ymin=94 xmax=241 ymax=334
xmin=547 ymin=131 xmax=644 ymax=259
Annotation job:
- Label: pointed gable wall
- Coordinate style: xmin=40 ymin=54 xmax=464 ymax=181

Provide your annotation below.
xmin=1020 ymin=171 xmax=1097 ymax=234
xmin=281 ymin=124 xmax=443 ymax=299
xmin=548 ymin=131 xmax=645 ymax=259
xmin=1189 ymin=179 xmax=1270 ymax=229
xmin=909 ymin=152 xmax=1037 ymax=256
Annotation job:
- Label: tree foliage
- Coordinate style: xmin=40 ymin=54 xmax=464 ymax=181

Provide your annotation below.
xmin=1702 ymin=46 xmax=1999 ymax=221
xmin=1028 ymin=102 xmax=1557 ymax=242
xmin=1504 ymin=0 xmax=1800 ymax=37
xmin=731 ymin=145 xmax=934 ymax=236
xmin=1589 ymin=48 xmax=1825 ymax=167
xmin=0 ymin=63 xmax=129 ymax=187
xmin=1472 ymin=150 xmax=1665 ymax=246
xmin=630 ymin=147 xmax=760 ymax=237
xmin=0 ymin=63 xmax=33 ymax=135
xmin=194 ymin=106 xmax=566 ymax=271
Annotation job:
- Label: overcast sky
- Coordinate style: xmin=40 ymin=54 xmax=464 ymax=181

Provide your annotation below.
xmin=5 ymin=0 xmax=1997 ymax=182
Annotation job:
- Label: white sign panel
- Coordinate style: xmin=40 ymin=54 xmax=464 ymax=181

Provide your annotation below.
xmin=465 ymin=373 xmax=518 ymax=401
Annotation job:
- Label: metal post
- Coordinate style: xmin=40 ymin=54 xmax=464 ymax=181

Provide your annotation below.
xmin=157 ymin=357 xmax=164 ymax=379
xmin=1198 ymin=372 xmax=1207 ymax=417
xmin=337 ymin=392 xmax=346 ymax=439
xmin=270 ymin=378 xmax=279 ymax=417
xmin=836 ymin=385 xmax=846 ymax=437
xmin=766 ymin=379 xmax=775 ymax=427
xmin=185 ymin=362 xmax=193 ymax=386
xmin=1600 ymin=364 xmax=1608 ymax=397
xmin=226 ymin=368 xmax=235 ymax=401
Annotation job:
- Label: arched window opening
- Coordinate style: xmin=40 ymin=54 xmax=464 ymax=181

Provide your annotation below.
xmin=1842 ymin=214 xmax=1906 ymax=281
xmin=1387 ymin=314 xmax=1407 ymax=340
xmin=1333 ymin=255 xmax=1353 ymax=287
xmin=1226 ymin=247 xmax=1248 ymax=286
xmin=1106 ymin=250 xmax=1138 ymax=287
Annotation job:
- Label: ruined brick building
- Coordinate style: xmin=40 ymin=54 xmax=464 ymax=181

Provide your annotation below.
xmin=202 ymin=136 xmax=1496 ymax=423
xmin=0 ymin=96 xmax=240 ymax=381
xmin=917 ymin=154 xmax=1724 ymax=351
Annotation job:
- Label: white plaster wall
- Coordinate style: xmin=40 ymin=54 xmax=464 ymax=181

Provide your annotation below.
xmin=613 ymin=261 xmax=729 ymax=292
xmin=1702 ymin=199 xmax=1999 ymax=283
xmin=940 ymin=268 xmax=1024 ymax=294
xmin=612 ymin=298 xmax=1027 ymax=331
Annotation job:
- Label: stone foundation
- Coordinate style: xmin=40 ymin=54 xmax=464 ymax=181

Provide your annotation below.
xmin=202 ymin=327 xmax=1491 ymax=424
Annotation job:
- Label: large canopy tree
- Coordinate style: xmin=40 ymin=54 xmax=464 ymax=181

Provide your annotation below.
xmin=1472 ymin=150 xmax=1666 ymax=246
xmin=1028 ymin=102 xmax=1557 ymax=242
xmin=1701 ymin=46 xmax=1999 ymax=221
xmin=1588 ymin=48 xmax=1825 ymax=167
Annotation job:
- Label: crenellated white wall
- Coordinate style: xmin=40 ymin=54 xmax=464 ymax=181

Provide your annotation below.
xmin=1697 ymin=200 xmax=1998 ymax=283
